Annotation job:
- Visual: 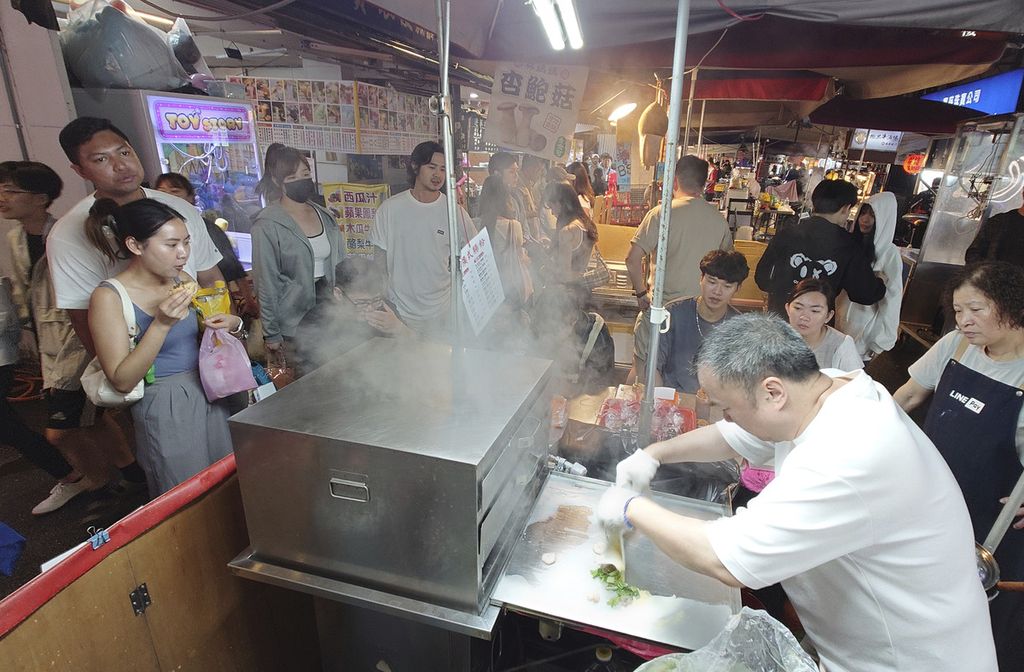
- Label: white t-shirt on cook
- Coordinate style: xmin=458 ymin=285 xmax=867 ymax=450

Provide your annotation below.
xmin=48 ymin=188 xmax=222 ymax=310
xmin=369 ymin=189 xmax=475 ymax=326
xmin=706 ymin=369 xmax=996 ymax=672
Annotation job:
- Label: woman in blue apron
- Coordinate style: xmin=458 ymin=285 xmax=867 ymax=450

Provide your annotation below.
xmin=895 ymin=261 xmax=1024 ymax=669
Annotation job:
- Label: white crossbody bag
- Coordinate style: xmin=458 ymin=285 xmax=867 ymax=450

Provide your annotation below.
xmin=80 ymin=278 xmax=144 ymax=408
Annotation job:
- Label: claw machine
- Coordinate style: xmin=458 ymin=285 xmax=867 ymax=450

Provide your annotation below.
xmin=72 ymin=89 xmax=262 ymax=233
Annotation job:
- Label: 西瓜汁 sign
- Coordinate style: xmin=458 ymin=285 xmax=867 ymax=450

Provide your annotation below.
xmin=322 ymin=183 xmax=390 ymax=255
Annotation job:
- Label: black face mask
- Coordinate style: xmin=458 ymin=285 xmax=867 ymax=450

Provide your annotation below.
xmin=283 ymin=178 xmax=316 ymax=203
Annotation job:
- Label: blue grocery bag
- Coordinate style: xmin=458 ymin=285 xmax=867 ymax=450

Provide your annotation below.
xmin=0 ymin=522 xmax=26 ymax=576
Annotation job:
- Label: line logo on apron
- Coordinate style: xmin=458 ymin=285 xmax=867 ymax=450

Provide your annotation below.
xmin=949 ymin=388 xmax=986 ymax=414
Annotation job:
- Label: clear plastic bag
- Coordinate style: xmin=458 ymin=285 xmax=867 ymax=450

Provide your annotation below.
xmin=636 ymin=608 xmax=818 ymax=672
xmin=60 ymin=0 xmax=188 ymax=90
xmin=167 ymin=18 xmax=212 ymax=76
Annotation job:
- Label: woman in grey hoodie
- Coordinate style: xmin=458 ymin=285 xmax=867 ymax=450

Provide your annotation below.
xmin=252 ymin=146 xmax=343 ymax=357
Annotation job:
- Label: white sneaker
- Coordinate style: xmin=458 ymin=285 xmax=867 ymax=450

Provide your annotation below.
xmin=32 ymin=479 xmax=90 ymax=515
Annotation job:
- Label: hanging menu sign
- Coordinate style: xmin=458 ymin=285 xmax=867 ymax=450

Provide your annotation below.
xmin=232 ymin=76 xmax=436 ymax=155
xmin=465 ymin=112 xmax=498 ymax=152
xmin=483 ymin=61 xmax=589 ymax=162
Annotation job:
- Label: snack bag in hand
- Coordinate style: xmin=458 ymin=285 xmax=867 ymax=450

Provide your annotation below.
xmin=193 ymin=281 xmax=231 ymax=323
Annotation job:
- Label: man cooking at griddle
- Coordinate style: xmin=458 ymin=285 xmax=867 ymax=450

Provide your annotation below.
xmin=599 ymin=314 xmax=996 ymax=672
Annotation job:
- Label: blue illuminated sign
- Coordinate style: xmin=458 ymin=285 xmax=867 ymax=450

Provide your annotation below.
xmin=922 ymin=69 xmax=1024 ymax=116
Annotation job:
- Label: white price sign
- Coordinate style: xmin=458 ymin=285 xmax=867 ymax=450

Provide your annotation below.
xmin=459 ymin=228 xmax=505 ymax=336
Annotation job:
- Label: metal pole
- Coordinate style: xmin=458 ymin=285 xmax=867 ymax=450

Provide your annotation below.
xmin=0 ymin=20 xmax=29 ymax=160
xmin=682 ymin=67 xmax=698 ymax=153
xmin=983 ymin=470 xmax=1024 ymax=553
xmin=696 ymin=100 xmax=706 ymax=157
xmin=435 ymin=0 xmax=461 ymax=343
xmin=638 ymin=0 xmax=692 ymax=443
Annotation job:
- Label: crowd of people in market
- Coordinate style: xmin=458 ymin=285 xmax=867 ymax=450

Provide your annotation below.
xmin=3 ymin=114 xmax=1024 ymax=670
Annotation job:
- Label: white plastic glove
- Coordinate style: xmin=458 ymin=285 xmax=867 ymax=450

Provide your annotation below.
xmin=597 ymin=485 xmax=642 ymax=536
xmin=615 ymin=449 xmax=660 ymax=492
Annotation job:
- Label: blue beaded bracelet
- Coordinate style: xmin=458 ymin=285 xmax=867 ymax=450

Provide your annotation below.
xmin=623 ymin=495 xmax=639 ymax=530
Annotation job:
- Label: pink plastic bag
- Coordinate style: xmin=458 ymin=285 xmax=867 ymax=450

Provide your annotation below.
xmin=198 ymin=328 xmax=257 ymax=401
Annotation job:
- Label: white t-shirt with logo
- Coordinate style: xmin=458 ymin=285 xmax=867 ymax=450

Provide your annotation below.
xmin=368 ymin=189 xmax=475 ymax=328
xmin=48 ymin=189 xmax=222 ymax=310
xmin=909 ymin=329 xmax=1024 ymax=462
xmin=706 ymin=370 xmax=996 ymax=672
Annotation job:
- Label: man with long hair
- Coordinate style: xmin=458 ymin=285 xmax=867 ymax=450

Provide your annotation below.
xmin=368 ymin=141 xmax=475 ymax=336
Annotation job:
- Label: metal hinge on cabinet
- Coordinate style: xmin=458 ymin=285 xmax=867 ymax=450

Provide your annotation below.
xmin=129 ymin=583 xmax=152 ymax=616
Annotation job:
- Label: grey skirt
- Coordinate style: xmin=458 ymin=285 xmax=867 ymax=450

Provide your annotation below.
xmin=130 ymin=369 xmax=233 ymax=496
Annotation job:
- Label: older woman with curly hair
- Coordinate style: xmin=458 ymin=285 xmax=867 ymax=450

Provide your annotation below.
xmin=895 ymin=261 xmax=1024 ymax=668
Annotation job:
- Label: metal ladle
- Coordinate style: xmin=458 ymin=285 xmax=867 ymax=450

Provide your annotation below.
xmin=978 ymin=470 xmax=1024 ymax=597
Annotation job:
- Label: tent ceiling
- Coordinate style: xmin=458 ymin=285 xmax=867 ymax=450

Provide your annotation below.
xmin=471 ymin=16 xmax=1009 ymax=100
xmin=188 ymin=0 xmax=1012 ymax=102
xmin=359 ymin=1 xmax=1024 ymax=60
xmin=176 ymin=0 xmax=1018 ymax=133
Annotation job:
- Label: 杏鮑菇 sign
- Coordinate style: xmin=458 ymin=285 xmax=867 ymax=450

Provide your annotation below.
xmin=484 ymin=62 xmax=589 ymax=162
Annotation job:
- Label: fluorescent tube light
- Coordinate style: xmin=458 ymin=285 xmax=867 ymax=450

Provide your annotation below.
xmin=555 ymin=0 xmax=584 ymax=49
xmin=532 ymin=0 xmax=566 ymax=50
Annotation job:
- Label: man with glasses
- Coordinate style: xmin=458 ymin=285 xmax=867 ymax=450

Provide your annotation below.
xmin=1 ymin=161 xmax=102 ymax=514
xmin=292 ymin=256 xmax=411 ymax=377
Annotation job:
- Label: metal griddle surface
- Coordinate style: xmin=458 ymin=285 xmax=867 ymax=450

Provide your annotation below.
xmin=492 ymin=473 xmax=739 ymax=651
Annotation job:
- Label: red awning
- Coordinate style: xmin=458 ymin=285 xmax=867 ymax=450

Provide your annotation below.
xmin=689 ymin=70 xmax=831 ymax=102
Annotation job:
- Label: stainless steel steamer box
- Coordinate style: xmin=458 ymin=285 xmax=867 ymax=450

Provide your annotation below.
xmin=230 ymin=338 xmax=554 ymax=614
